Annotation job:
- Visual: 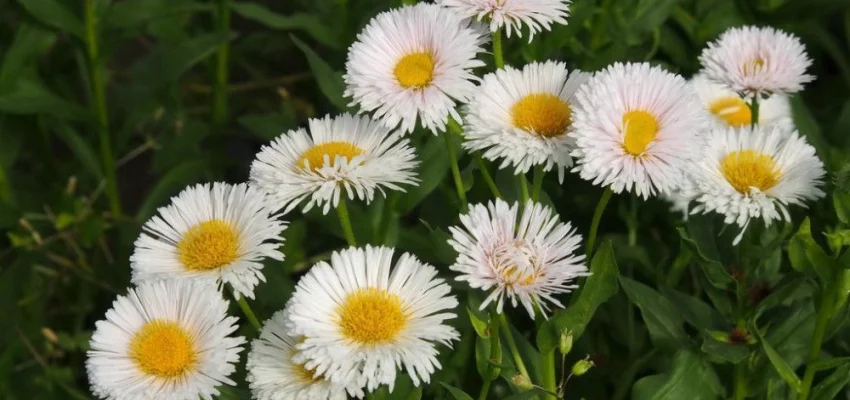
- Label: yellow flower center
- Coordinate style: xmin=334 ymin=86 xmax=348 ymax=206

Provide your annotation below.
xmin=500 ymin=265 xmax=538 ymax=286
xmin=743 ymin=58 xmax=766 ymax=76
xmin=622 ymin=110 xmax=659 ymax=156
xmin=338 ymin=288 xmax=407 ymax=344
xmin=130 ymin=320 xmax=196 ymax=378
xmin=709 ymin=96 xmax=752 ymax=127
xmin=394 ymin=52 xmax=435 ymax=89
xmin=178 ymin=220 xmax=239 ymax=271
xmin=721 ymin=150 xmax=780 ymax=194
xmin=293 ymin=362 xmax=322 ymax=384
xmin=297 ymin=141 xmax=364 ymax=171
xmin=511 ymin=93 xmax=573 ymax=137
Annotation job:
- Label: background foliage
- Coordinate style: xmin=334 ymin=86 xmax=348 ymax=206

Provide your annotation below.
xmin=1 ymin=0 xmax=850 ymax=398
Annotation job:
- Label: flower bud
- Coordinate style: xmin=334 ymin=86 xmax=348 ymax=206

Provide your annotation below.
xmin=559 ymin=330 xmax=573 ymax=355
xmin=511 ymin=374 xmax=533 ymax=390
xmin=571 ymin=358 xmax=594 ymax=376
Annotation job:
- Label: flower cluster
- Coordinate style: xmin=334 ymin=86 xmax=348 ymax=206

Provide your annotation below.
xmin=86 ymin=1 xmax=827 ymax=398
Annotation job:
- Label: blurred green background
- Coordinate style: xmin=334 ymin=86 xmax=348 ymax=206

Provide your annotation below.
xmin=1 ymin=0 xmax=849 ymax=398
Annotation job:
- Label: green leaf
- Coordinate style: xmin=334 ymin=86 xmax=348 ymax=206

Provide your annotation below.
xmin=467 ymin=307 xmax=489 ymax=338
xmin=541 ymin=241 xmax=619 ymax=353
xmin=290 ymin=34 xmax=347 ymax=110
xmin=441 ymin=383 xmax=474 ymax=400
xmin=811 ymin=365 xmax=850 ymax=400
xmin=700 ymin=336 xmax=749 ymax=364
xmin=136 ymin=160 xmax=209 ymax=220
xmin=130 ymin=32 xmax=234 ymax=90
xmin=631 ymin=0 xmax=682 ymax=33
xmin=787 ymin=218 xmax=833 ymax=282
xmin=756 ymin=329 xmax=802 ymax=393
xmin=632 ymin=351 xmax=724 ymax=400
xmin=678 ymin=215 xmax=734 ymax=287
xmin=662 ymin=288 xmax=725 ymax=331
xmin=811 ymin=357 xmax=850 ymax=371
xmin=790 ymin=97 xmax=831 ymax=166
xmin=620 ymin=276 xmax=689 ymax=349
xmin=105 ymin=0 xmax=212 ymax=31
xmin=398 ymin=135 xmax=449 ymax=213
xmin=834 ymin=190 xmax=850 ymax=225
xmin=16 ymin=0 xmax=84 ymax=37
xmin=231 ymin=3 xmax=340 ymax=48
xmin=53 ymin=121 xmax=102 ymax=178
xmin=0 ymin=79 xmax=89 ymax=120
xmin=0 ymin=23 xmax=56 ymax=89
xmin=238 ymin=112 xmax=295 ymax=141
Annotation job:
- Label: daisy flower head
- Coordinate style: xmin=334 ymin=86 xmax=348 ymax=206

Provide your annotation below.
xmin=437 ymin=0 xmax=570 ymax=41
xmin=130 ymin=182 xmax=286 ymax=299
xmin=699 ymin=26 xmax=813 ymax=95
xmin=86 ymin=280 xmax=244 ymax=400
xmin=286 ymin=246 xmax=459 ymax=395
xmin=691 ymin=73 xmax=793 ymax=131
xmin=571 ymin=62 xmax=709 ymax=198
xmin=344 ymin=3 xmax=487 ymax=134
xmin=684 ymin=125 xmax=825 ymax=244
xmin=448 ymin=199 xmax=588 ymax=318
xmin=463 ymin=61 xmax=591 ymax=182
xmin=247 ymin=306 xmax=352 ymax=400
xmin=250 ymin=113 xmax=419 ymax=215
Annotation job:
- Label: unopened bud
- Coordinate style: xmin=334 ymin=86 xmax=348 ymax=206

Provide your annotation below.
xmin=571 ymin=358 xmax=594 ymax=376
xmin=559 ymin=330 xmax=573 ymax=355
xmin=511 ymin=374 xmax=533 ymax=390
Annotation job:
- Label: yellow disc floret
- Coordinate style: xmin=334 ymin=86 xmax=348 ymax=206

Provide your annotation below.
xmin=709 ymin=96 xmax=752 ymax=127
xmin=338 ymin=288 xmax=407 ymax=344
xmin=721 ymin=150 xmax=780 ymax=194
xmin=622 ymin=110 xmax=659 ymax=156
xmin=130 ymin=320 xmax=196 ymax=378
xmin=178 ymin=220 xmax=239 ymax=271
xmin=297 ymin=141 xmax=364 ymax=171
xmin=394 ymin=52 xmax=435 ymax=89
xmin=511 ymin=93 xmax=573 ymax=137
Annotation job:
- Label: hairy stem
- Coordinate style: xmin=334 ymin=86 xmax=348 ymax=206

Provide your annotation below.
xmin=84 ymin=0 xmax=121 ymax=217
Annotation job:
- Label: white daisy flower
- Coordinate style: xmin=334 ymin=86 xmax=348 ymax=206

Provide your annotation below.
xmin=684 ymin=125 xmax=825 ymax=244
xmin=571 ymin=62 xmax=708 ymax=198
xmin=86 ymin=280 xmax=244 ymax=400
xmin=436 ymin=0 xmax=570 ymax=41
xmin=691 ymin=73 xmax=793 ymax=130
xmin=448 ymin=199 xmax=588 ymax=318
xmin=699 ymin=26 xmax=813 ymax=95
xmin=247 ymin=306 xmax=352 ymax=400
xmin=287 ymin=246 xmax=459 ymax=395
xmin=344 ymin=3 xmax=487 ymax=134
xmin=131 ymin=182 xmax=286 ymax=299
xmin=250 ymin=113 xmax=419 ymax=215
xmin=463 ymin=61 xmax=591 ymax=182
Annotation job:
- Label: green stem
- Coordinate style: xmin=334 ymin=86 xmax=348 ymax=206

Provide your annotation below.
xmin=531 ymin=166 xmax=544 ymax=202
xmin=475 ymin=156 xmax=502 ymax=199
xmin=337 ymin=198 xmax=358 ymax=246
xmin=519 ymin=174 xmax=529 ymax=203
xmin=492 ymin=29 xmax=504 ymax=69
xmin=445 ymin=132 xmax=468 ymax=212
xmin=498 ymin=313 xmax=530 ymax=380
xmin=734 ymin=362 xmax=747 ymax=400
xmin=798 ymin=283 xmax=837 ymax=400
xmin=749 ymin=95 xmax=760 ymax=128
xmin=477 ymin=379 xmax=492 ymax=400
xmin=212 ymin=0 xmax=231 ymax=129
xmin=540 ymin=350 xmax=557 ymax=400
xmin=586 ymin=188 xmax=614 ymax=257
xmin=376 ymin=194 xmax=399 ymax=244
xmin=84 ymin=0 xmax=121 ymax=217
xmin=235 ymin=294 xmax=262 ymax=331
